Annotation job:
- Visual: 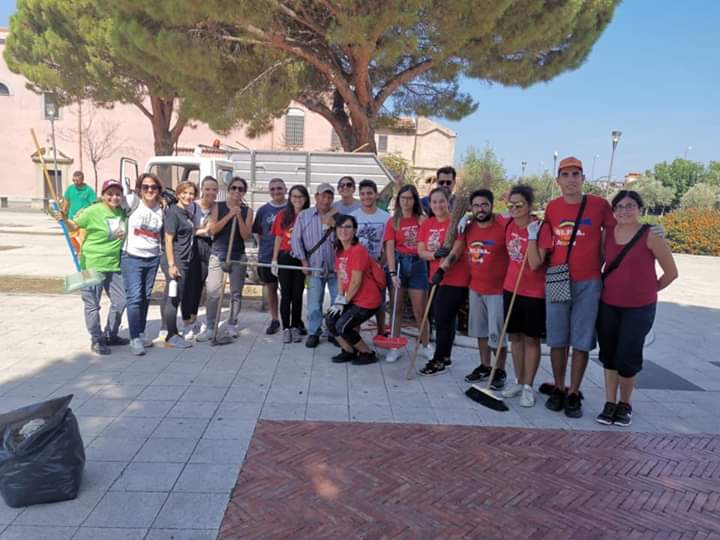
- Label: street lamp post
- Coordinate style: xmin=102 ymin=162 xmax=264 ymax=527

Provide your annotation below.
xmin=684 ymin=145 xmax=692 ymax=159
xmin=46 ymin=101 xmax=61 ymax=199
xmin=553 ymin=150 xmax=558 ymax=177
xmin=591 ymin=154 xmax=599 ymax=181
xmin=521 ymin=161 xmax=527 ymax=179
xmin=606 ymin=130 xmax=622 ymax=197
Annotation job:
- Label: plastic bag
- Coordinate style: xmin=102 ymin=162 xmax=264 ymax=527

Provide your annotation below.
xmin=0 ymin=395 xmax=85 ymax=507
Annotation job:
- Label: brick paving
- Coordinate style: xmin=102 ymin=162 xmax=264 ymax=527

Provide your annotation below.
xmin=220 ymin=420 xmax=720 ymax=540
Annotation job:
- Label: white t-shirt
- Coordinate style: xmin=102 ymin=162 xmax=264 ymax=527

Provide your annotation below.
xmin=333 ymin=199 xmax=361 ymax=214
xmin=351 ymin=206 xmax=390 ymax=261
xmin=123 ymin=193 xmax=164 ymax=258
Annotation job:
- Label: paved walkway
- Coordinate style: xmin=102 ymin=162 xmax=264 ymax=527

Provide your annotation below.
xmin=0 ymin=210 xmax=719 ymax=539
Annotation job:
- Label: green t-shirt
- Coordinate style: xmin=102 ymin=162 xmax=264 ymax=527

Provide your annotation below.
xmin=63 ymin=184 xmax=97 ymax=219
xmin=73 ymin=203 xmax=125 ymax=272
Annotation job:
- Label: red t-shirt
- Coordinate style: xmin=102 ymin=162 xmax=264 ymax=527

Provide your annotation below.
xmin=539 ymin=194 xmax=614 ymax=281
xmin=271 ymin=210 xmax=295 ymax=253
xmin=335 ymin=243 xmax=382 ymax=310
xmin=418 ymin=217 xmax=469 ymax=287
xmin=462 ymin=215 xmax=509 ymax=295
xmin=383 ymin=216 xmax=421 ymax=255
xmin=504 ymin=219 xmax=546 ymax=299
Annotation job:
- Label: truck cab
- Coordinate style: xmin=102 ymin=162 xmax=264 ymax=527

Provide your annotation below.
xmin=145 ymin=154 xmax=234 ymax=200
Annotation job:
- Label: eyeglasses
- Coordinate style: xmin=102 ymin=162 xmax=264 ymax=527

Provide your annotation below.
xmin=337 ymin=224 xmax=355 ymax=230
xmin=141 ymin=184 xmax=160 ymax=192
xmin=615 ymin=203 xmax=639 ymax=211
xmin=339 ymin=182 xmax=354 ymax=188
xmin=560 ymin=171 xmax=582 ymax=178
xmin=507 ymin=202 xmax=526 ymax=210
xmin=399 ymin=195 xmax=415 ymax=201
xmin=229 ymin=185 xmax=246 ymax=193
xmin=269 ymin=187 xmax=285 ymax=192
xmin=437 ymin=180 xmax=453 ymax=187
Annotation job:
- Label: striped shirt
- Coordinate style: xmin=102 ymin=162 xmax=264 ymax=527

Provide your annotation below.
xmin=290 ymin=207 xmax=336 ymax=277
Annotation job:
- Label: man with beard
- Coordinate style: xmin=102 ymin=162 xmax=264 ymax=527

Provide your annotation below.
xmin=461 ymin=189 xmax=510 ymax=391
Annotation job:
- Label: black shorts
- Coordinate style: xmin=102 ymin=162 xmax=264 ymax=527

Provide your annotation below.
xmin=596 ymin=301 xmax=656 ymax=377
xmin=257 ymin=265 xmax=278 ymax=284
xmin=503 ymin=290 xmax=546 ymax=339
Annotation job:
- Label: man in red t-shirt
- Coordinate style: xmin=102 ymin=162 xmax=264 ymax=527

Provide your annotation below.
xmin=532 ymin=156 xmax=614 ymax=419
xmin=461 ymin=189 xmax=510 ymax=390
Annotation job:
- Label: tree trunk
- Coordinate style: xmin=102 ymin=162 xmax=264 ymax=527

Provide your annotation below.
xmin=148 ymin=96 xmax=187 ymax=155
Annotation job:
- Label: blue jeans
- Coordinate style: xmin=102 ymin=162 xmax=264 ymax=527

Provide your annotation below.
xmin=307 ymin=275 xmax=338 ymax=335
xmin=121 ymin=253 xmax=160 ymax=339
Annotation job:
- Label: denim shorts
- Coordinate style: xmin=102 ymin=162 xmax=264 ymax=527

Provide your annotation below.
xmin=545 ymin=279 xmax=602 ymax=351
xmin=396 ymin=252 xmax=429 ymax=290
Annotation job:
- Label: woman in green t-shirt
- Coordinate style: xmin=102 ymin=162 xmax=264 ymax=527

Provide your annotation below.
xmin=62 ymin=179 xmax=129 ymax=355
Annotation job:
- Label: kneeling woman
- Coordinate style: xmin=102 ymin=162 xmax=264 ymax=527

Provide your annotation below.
xmin=326 ymin=215 xmax=383 ymax=365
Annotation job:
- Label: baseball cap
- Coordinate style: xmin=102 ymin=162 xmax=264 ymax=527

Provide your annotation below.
xmin=558 ymin=156 xmax=583 ymax=172
xmin=101 ymin=179 xmax=123 ymax=194
xmin=316 ymin=183 xmax=335 ymax=195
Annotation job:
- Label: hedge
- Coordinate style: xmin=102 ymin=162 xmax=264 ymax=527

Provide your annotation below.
xmin=661 ymin=209 xmax=720 ymax=256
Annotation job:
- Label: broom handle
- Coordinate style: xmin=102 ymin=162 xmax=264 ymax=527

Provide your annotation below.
xmin=486 ymin=241 xmax=530 ymax=390
xmin=389 ymin=262 xmax=400 ymax=337
xmin=406 ymin=283 xmax=438 ymax=380
xmin=212 ymin=213 xmax=238 ymax=341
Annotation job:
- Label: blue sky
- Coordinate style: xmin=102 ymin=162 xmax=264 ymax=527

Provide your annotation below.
xmin=2 ymin=0 xmax=718 ymax=178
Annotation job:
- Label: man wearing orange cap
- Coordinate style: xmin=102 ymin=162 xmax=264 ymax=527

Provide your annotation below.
xmin=530 ymin=157 xmax=614 ymax=418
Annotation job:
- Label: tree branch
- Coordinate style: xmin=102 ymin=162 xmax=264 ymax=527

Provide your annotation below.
xmin=373 ymin=59 xmax=435 ymax=112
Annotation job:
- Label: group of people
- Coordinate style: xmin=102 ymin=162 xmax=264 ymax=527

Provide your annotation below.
xmin=57 ymin=156 xmax=678 ymax=425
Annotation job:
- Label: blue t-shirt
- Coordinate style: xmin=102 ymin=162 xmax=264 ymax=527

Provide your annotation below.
xmin=252 ymin=202 xmax=287 ymax=262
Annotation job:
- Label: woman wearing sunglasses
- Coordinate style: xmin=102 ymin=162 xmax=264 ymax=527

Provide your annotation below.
xmin=383 ymin=184 xmax=433 ymax=363
xmin=197 ymin=176 xmax=253 ymax=341
xmin=120 ymin=172 xmax=164 ymax=355
xmin=61 ymin=180 xmax=128 ymax=355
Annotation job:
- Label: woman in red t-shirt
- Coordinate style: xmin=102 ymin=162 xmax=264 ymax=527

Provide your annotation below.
xmin=271 ymin=185 xmax=310 ymax=343
xmin=326 ymin=214 xmax=383 ymax=365
xmin=416 ymin=187 xmax=469 ymax=376
xmin=383 ymin=185 xmax=432 ymax=363
xmin=501 ymin=185 xmax=548 ymax=407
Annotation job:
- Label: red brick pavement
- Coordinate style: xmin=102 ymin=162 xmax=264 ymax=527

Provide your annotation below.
xmin=219 ymin=421 xmax=720 ymax=540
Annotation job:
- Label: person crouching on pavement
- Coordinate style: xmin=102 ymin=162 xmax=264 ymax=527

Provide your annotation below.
xmin=326 ymin=215 xmax=383 ymax=366
xmin=60 ymin=179 xmax=128 ymax=355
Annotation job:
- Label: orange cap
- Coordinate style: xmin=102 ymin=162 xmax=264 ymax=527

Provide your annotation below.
xmin=558 ymin=156 xmax=583 ymax=172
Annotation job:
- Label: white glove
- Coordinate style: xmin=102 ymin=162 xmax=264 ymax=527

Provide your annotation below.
xmin=527 ymin=220 xmax=542 ymax=241
xmin=333 ymin=294 xmax=348 ymax=306
xmin=270 ymin=261 xmax=279 ymax=277
xmin=327 ymin=295 xmax=347 ymax=317
xmin=456 ymin=214 xmax=470 ymax=235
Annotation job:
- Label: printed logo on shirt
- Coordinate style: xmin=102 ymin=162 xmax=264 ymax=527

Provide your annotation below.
xmin=507 ymin=233 xmax=526 ymax=263
xmin=337 ymin=256 xmax=349 ymax=289
xmin=427 ymin=228 xmax=442 ymax=251
xmin=357 ymin=223 xmax=384 ymax=259
xmin=401 ymin=224 xmax=418 ymax=248
xmin=554 ymin=217 xmax=592 ymax=247
xmin=468 ymin=239 xmax=494 ymax=265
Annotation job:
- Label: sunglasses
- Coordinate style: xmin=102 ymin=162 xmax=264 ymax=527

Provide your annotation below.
xmin=437 ymin=180 xmax=453 ymax=187
xmin=507 ymin=202 xmax=527 ymax=210
xmin=141 ymin=184 xmax=160 ymax=192
xmin=560 ymin=171 xmax=582 ymax=178
xmin=229 ymin=185 xmax=246 ymax=192
xmin=339 ymin=182 xmax=354 ymax=188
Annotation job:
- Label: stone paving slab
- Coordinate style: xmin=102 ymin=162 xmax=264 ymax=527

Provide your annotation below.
xmin=0 ymin=249 xmax=717 ymax=538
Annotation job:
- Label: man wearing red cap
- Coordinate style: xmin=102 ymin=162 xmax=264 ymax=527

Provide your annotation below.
xmin=531 ymin=157 xmax=614 ymax=418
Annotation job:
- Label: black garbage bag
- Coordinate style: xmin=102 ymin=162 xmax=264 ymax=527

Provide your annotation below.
xmin=0 ymin=395 xmax=85 ymax=507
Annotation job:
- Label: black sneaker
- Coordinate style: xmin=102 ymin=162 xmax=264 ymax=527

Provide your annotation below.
xmin=545 ymin=388 xmax=566 ymax=412
xmin=464 ymin=364 xmax=492 ymax=383
xmin=305 ymin=334 xmax=320 ymax=348
xmin=419 ymin=360 xmax=446 ymax=376
xmin=332 ymin=350 xmax=357 ymax=363
xmin=91 ymin=338 xmax=111 ymax=355
xmin=564 ymin=392 xmax=583 ymax=418
xmin=106 ymin=335 xmax=130 ymax=346
xmin=490 ymin=368 xmax=507 ymax=391
xmin=352 ymin=352 xmax=378 ymax=365
xmin=328 ymin=335 xmax=340 ymax=347
xmin=265 ymin=320 xmax=280 ymax=335
xmin=596 ymin=402 xmax=617 ymax=425
xmin=297 ymin=323 xmax=308 ymax=336
xmin=613 ymin=401 xmax=632 ymax=427
xmin=443 ymin=357 xmax=452 ymax=367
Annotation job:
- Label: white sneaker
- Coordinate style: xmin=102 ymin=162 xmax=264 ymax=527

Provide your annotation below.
xmin=182 ymin=325 xmax=195 ymax=341
xmin=164 ymin=335 xmax=193 ymax=349
xmin=520 ymin=385 xmax=535 ymax=407
xmin=138 ymin=332 xmax=154 ymax=348
xmin=158 ymin=330 xmax=168 ymax=342
xmin=130 ymin=338 xmax=145 ymax=356
xmin=195 ymin=328 xmax=212 ymax=342
xmin=501 ymin=383 xmax=523 ymax=398
xmin=421 ymin=344 xmax=434 ymax=361
xmin=385 ymin=349 xmax=401 ymax=363
xmin=223 ymin=323 xmax=239 ymax=338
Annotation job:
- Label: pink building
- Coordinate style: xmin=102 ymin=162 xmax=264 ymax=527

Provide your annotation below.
xmin=0 ymin=27 xmax=455 ymax=205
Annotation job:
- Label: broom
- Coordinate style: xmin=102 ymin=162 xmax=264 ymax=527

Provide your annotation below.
xmin=465 ymin=245 xmax=530 ymax=412
xmin=211 ymin=214 xmax=240 ymax=346
xmin=30 ymin=129 xmax=103 ymax=293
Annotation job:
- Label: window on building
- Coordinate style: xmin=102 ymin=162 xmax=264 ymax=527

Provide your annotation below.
xmin=330 ymin=129 xmax=341 ymax=150
xmin=285 ymin=108 xmax=305 ymax=147
xmin=0 ymin=83 xmax=10 ymax=96
xmin=378 ymin=135 xmax=388 ymax=153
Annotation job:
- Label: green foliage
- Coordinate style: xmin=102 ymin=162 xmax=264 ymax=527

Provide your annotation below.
xmin=582 ymin=182 xmax=607 ymax=198
xmin=520 ymin=172 xmax=555 ymax=209
xmin=459 ymin=145 xmax=510 ymax=204
xmin=645 ymin=158 xmax=706 ymax=205
xmin=662 ymin=209 xmax=720 ymax=256
xmin=631 ymin=176 xmax=675 ymax=214
xmin=105 ymin=0 xmax=620 ymax=151
xmin=680 ymin=183 xmax=720 ymax=210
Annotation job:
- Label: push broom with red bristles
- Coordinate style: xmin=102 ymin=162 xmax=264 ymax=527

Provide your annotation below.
xmin=373 ymin=265 xmax=408 ymax=351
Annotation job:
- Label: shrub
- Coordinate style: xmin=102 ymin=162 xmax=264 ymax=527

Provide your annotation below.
xmin=661 ymin=209 xmax=720 ymax=256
